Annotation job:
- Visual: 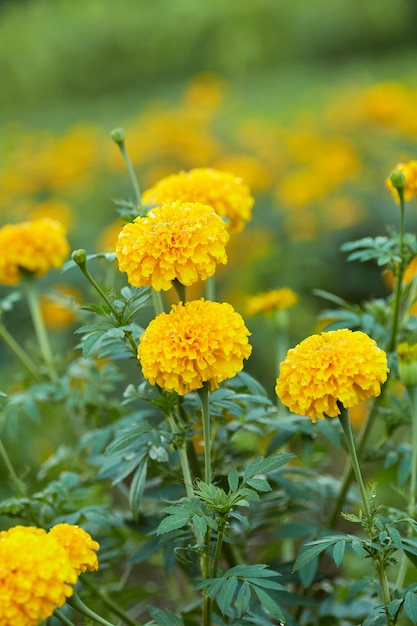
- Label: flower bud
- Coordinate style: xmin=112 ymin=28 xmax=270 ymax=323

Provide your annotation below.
xmin=397 ymin=342 xmax=417 ymax=387
xmin=390 ymin=170 xmax=406 ymax=190
xmin=71 ymin=249 xmax=87 ymax=266
xmin=109 ymin=127 xmax=125 ymax=145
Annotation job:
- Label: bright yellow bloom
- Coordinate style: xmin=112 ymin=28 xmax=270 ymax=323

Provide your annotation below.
xmin=0 ymin=525 xmax=76 ymax=626
xmin=386 ymin=161 xmax=417 ymax=202
xmin=41 ymin=284 xmax=81 ymax=329
xmin=246 ymin=288 xmax=298 ymax=317
xmin=116 ymin=201 xmax=229 ymax=291
xmin=138 ymin=299 xmax=252 ymax=395
xmin=0 ymin=218 xmax=70 ymax=286
xmin=275 ymin=329 xmax=389 ymax=422
xmin=49 ymin=523 xmax=100 ymax=575
xmin=142 ymin=168 xmax=254 ymax=232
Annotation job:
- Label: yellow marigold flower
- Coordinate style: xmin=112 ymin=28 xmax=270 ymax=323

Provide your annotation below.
xmin=116 ymin=201 xmax=229 ymax=291
xmin=0 ymin=525 xmax=77 ymax=626
xmin=386 ymin=161 xmax=417 ymax=202
xmin=49 ymin=523 xmax=99 ymax=575
xmin=41 ymin=284 xmax=81 ymax=329
xmin=138 ymin=299 xmax=252 ymax=395
xmin=142 ymin=168 xmax=254 ymax=232
xmin=0 ymin=217 xmax=70 ymax=286
xmin=246 ymin=288 xmax=298 ymax=317
xmin=275 ymin=329 xmax=389 ymax=422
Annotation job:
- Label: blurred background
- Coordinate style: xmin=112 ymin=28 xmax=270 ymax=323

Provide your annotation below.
xmin=0 ymin=0 xmax=417 ymax=378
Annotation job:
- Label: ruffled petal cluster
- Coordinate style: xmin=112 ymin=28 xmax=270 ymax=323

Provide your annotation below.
xmin=246 ymin=288 xmax=298 ymax=316
xmin=116 ymin=201 xmax=229 ymax=291
xmin=49 ymin=523 xmax=100 ymax=575
xmin=275 ymin=328 xmax=389 ymax=422
xmin=386 ymin=160 xmax=417 ymax=201
xmin=138 ymin=299 xmax=252 ymax=395
xmin=142 ymin=168 xmax=254 ymax=232
xmin=0 ymin=218 xmax=70 ymax=285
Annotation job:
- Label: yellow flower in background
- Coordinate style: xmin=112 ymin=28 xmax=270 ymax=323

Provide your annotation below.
xmin=116 ymin=201 xmax=229 ymax=291
xmin=386 ymin=161 xmax=417 ymax=202
xmin=0 ymin=525 xmax=76 ymax=626
xmin=0 ymin=218 xmax=70 ymax=286
xmin=275 ymin=329 xmax=388 ymax=422
xmin=142 ymin=167 xmax=254 ymax=232
xmin=41 ymin=285 xmax=81 ymax=329
xmin=49 ymin=523 xmax=99 ymax=575
xmin=138 ymin=299 xmax=252 ymax=395
xmin=246 ymin=288 xmax=298 ymax=317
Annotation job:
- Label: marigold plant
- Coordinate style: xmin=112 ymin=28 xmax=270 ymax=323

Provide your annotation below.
xmin=116 ymin=201 xmax=229 ymax=291
xmin=138 ymin=298 xmax=252 ymax=394
xmin=142 ymin=167 xmax=254 ymax=232
xmin=386 ymin=160 xmax=417 ymax=201
xmin=0 ymin=217 xmax=70 ymax=285
xmin=275 ymin=328 xmax=389 ymax=422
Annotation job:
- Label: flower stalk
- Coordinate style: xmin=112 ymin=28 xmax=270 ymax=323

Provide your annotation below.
xmin=0 ymin=320 xmax=41 ymax=382
xmin=110 ymin=127 xmax=142 ymax=208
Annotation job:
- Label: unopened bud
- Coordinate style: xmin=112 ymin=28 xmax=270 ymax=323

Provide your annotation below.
xmin=398 ymin=341 xmax=417 ymax=387
xmin=110 ymin=127 xmax=125 ymax=145
xmin=71 ymin=249 xmax=87 ymax=266
xmin=390 ymin=170 xmax=406 ymax=190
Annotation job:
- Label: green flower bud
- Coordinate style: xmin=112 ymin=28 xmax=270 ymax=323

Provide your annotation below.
xmin=390 ymin=170 xmax=406 ymax=190
xmin=71 ymin=249 xmax=87 ymax=266
xmin=398 ymin=342 xmax=417 ymax=387
xmin=109 ymin=127 xmax=125 ymax=145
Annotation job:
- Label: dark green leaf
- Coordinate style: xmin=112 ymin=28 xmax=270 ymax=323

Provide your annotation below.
xmin=129 ymin=460 xmax=148 ymax=522
xmin=251 ymin=586 xmax=285 ymax=622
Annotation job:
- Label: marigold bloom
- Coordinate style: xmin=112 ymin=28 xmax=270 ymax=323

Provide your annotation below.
xmin=0 ymin=217 xmax=70 ymax=286
xmin=49 ymin=523 xmax=100 ymax=575
xmin=0 ymin=525 xmax=77 ymax=626
xmin=138 ymin=299 xmax=252 ymax=394
xmin=275 ymin=329 xmax=389 ymax=422
xmin=246 ymin=288 xmax=298 ymax=317
xmin=386 ymin=161 xmax=417 ymax=202
xmin=116 ymin=201 xmax=229 ymax=291
xmin=142 ymin=168 xmax=254 ymax=232
xmin=41 ymin=285 xmax=81 ymax=329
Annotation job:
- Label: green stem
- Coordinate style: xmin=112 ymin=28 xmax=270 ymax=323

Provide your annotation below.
xmin=54 ymin=608 xmax=78 ymax=626
xmin=172 ymin=279 xmax=186 ymax=303
xmin=212 ymin=516 xmax=227 ymax=577
xmin=0 ymin=320 xmax=41 ymax=381
xmin=21 ymin=275 xmax=58 ymax=382
xmin=395 ymin=385 xmax=417 ymax=590
xmin=328 ymin=389 xmax=386 ymax=529
xmin=339 ymin=408 xmax=391 ymax=618
xmin=112 ymin=132 xmax=142 ymax=208
xmin=205 ymin=276 xmax=216 ymax=302
xmin=151 ymin=289 xmax=165 ymax=316
xmin=198 ymin=382 xmax=212 ymax=484
xmin=68 ymin=591 xmax=117 ymax=626
xmin=388 ymin=185 xmax=406 ymax=353
xmin=166 ymin=413 xmax=195 ymax=501
xmin=82 ymin=576 xmax=143 ymax=626
xmin=0 ymin=436 xmax=26 ymax=496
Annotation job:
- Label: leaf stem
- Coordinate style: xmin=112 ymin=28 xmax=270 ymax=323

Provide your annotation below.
xmin=68 ymin=591 xmax=117 ymax=626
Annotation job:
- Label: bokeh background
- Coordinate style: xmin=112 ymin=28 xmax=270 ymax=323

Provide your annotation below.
xmin=1 ymin=0 xmax=417 ymax=386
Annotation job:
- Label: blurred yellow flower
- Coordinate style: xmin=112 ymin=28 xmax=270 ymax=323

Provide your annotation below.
xmin=142 ymin=167 xmax=254 ymax=232
xmin=138 ymin=299 xmax=252 ymax=395
xmin=246 ymin=288 xmax=298 ymax=317
xmin=116 ymin=201 xmax=229 ymax=291
xmin=0 ymin=525 xmax=76 ymax=626
xmin=0 ymin=218 xmax=70 ymax=286
xmin=41 ymin=285 xmax=81 ymax=329
xmin=49 ymin=523 xmax=99 ymax=575
xmin=386 ymin=161 xmax=417 ymax=202
xmin=275 ymin=329 xmax=388 ymax=422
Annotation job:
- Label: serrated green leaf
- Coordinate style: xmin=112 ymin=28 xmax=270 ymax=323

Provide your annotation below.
xmin=387 ymin=526 xmax=403 ymax=549
xmin=251 ymin=586 xmax=285 ymax=622
xmin=228 ymin=468 xmax=239 ymax=493
xmin=157 ymin=511 xmax=190 ymax=535
xmin=405 ymin=591 xmax=417 ymax=624
xmin=388 ymin=599 xmax=403 ymax=618
xmin=217 ymin=576 xmax=238 ymax=614
xmin=129 ymin=460 xmax=148 ymax=522
xmin=148 ymin=606 xmax=184 ymax=625
xmin=192 ymin=514 xmax=207 ymax=537
xmin=293 ymin=541 xmax=334 ymax=572
xmin=245 ymin=477 xmax=272 ymax=492
xmin=332 ymin=541 xmax=345 ymax=567
xmin=235 ymin=581 xmax=252 ymax=617
xmin=243 ymin=454 xmax=294 ymax=482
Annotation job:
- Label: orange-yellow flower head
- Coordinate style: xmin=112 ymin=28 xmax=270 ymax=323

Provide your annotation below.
xmin=275 ymin=329 xmax=389 ymax=422
xmin=142 ymin=168 xmax=254 ymax=233
xmin=246 ymin=288 xmax=298 ymax=317
xmin=386 ymin=161 xmax=417 ymax=202
xmin=138 ymin=299 xmax=252 ymax=395
xmin=0 ymin=218 xmax=70 ymax=286
xmin=116 ymin=201 xmax=228 ymax=291
xmin=49 ymin=523 xmax=100 ymax=576
xmin=0 ymin=525 xmax=77 ymax=626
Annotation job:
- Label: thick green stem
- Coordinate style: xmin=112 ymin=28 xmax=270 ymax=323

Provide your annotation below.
xmin=212 ymin=516 xmax=227 ymax=577
xmin=172 ymin=279 xmax=186 ymax=303
xmin=22 ymin=276 xmax=58 ymax=382
xmin=68 ymin=591 xmax=117 ymax=626
xmin=0 ymin=321 xmax=41 ymax=381
xmin=151 ymin=289 xmax=165 ymax=316
xmin=82 ymin=576 xmax=143 ymax=626
xmin=198 ymin=382 xmax=212 ymax=484
xmin=388 ymin=185 xmax=406 ymax=353
xmin=205 ymin=275 xmax=216 ymax=302
xmin=166 ymin=413 xmax=195 ymax=501
xmin=395 ymin=385 xmax=417 ymax=590
xmin=54 ymin=608 xmax=78 ymax=626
